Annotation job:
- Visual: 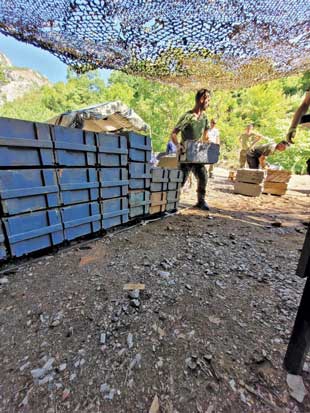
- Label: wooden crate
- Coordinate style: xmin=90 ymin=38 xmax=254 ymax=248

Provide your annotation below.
xmin=265 ymin=170 xmax=291 ymax=183
xmin=263 ymin=182 xmax=288 ymax=196
xmin=236 ymin=168 xmax=265 ymax=184
xmin=234 ymin=181 xmax=263 ymax=197
xmin=149 ymin=191 xmax=167 ymax=214
xmin=158 ymin=155 xmax=178 ymax=169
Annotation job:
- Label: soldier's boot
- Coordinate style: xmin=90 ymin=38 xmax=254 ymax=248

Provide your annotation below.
xmin=195 ymin=194 xmax=210 ymax=211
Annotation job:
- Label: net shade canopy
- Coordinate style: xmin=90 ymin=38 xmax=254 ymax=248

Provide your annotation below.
xmin=1 ymin=0 xmax=310 ymax=89
xmin=47 ymin=101 xmax=150 ymax=133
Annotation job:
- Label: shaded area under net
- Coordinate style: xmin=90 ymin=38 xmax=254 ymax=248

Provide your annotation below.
xmin=1 ymin=1 xmax=310 ymax=89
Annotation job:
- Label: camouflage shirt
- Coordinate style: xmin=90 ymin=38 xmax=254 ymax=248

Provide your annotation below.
xmin=175 ymin=111 xmax=209 ymax=143
xmin=248 ymin=142 xmax=277 ymax=158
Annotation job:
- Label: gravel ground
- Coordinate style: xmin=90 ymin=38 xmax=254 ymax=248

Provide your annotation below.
xmin=0 ymin=169 xmax=309 ymax=413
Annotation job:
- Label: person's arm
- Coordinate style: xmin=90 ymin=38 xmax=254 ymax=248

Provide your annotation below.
xmin=249 ymin=134 xmax=262 ymax=149
xmin=202 ymin=129 xmax=209 ymax=143
xmin=259 ymin=155 xmax=267 ymax=169
xmin=216 ymin=130 xmax=220 ymax=145
xmin=171 ymin=128 xmax=180 ymax=147
xmin=287 ymin=90 xmax=310 ymax=143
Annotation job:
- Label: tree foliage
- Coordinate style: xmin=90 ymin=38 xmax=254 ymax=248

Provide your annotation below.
xmin=0 ymin=69 xmax=309 ymax=173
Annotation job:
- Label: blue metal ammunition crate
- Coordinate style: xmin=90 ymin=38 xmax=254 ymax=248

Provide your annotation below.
xmin=166 ymin=202 xmax=179 ymax=212
xmin=168 ymin=169 xmax=183 ymax=182
xmin=150 ymin=181 xmax=168 ymax=192
xmin=0 ymin=221 xmax=7 ymax=260
xmin=101 ymin=197 xmax=129 ymax=229
xmin=128 ymin=162 xmax=151 ymax=189
xmin=128 ymin=190 xmax=150 ymax=218
xmin=3 ymin=209 xmax=63 ymax=257
xmin=0 ymin=169 xmax=59 ymax=215
xmin=127 ymin=132 xmax=152 ymax=162
xmin=98 ymin=168 xmax=129 ymax=199
xmin=52 ymin=126 xmax=96 ymax=166
xmin=57 ymin=168 xmax=99 ymax=205
xmin=97 ymin=133 xmax=128 ymax=167
xmin=167 ymin=190 xmax=181 ymax=203
xmin=0 ymin=117 xmax=54 ymax=167
xmin=167 ymin=182 xmax=182 ymax=191
xmin=151 ymin=167 xmax=169 ymax=182
xmin=61 ymin=202 xmax=101 ymax=241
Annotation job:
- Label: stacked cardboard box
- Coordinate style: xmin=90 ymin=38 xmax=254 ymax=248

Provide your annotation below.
xmin=234 ymin=169 xmax=265 ymax=197
xmin=263 ymin=170 xmax=291 ymax=196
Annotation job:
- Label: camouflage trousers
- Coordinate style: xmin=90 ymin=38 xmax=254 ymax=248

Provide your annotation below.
xmin=180 ymin=163 xmax=208 ymax=199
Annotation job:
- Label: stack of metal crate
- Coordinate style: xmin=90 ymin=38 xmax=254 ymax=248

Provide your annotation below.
xmin=52 ymin=125 xmax=101 ymax=241
xmin=149 ymin=168 xmax=183 ymax=214
xmin=97 ymin=132 xmax=129 ymax=229
xmin=0 ymin=116 xmax=185 ymax=261
xmin=166 ymin=169 xmax=183 ymax=212
xmin=127 ymin=132 xmax=152 ymax=219
xmin=0 ymin=118 xmax=64 ymax=258
xmin=149 ymin=167 xmax=169 ymax=214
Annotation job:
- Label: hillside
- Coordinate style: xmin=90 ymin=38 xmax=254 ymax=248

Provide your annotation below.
xmin=0 ymin=52 xmax=50 ymax=106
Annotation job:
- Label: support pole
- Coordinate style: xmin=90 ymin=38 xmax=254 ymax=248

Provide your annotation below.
xmin=284 ymin=226 xmax=310 ymax=374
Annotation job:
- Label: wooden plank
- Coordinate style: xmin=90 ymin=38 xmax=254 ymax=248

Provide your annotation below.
xmin=149 ymin=205 xmax=166 ymax=214
xmin=236 ymin=168 xmax=265 ymax=184
xmin=234 ymin=181 xmax=262 ymax=197
xmin=263 ymin=182 xmax=288 ymax=196
xmin=150 ymin=191 xmax=167 ymax=206
xmin=123 ymin=283 xmax=145 ymax=290
xmin=265 ymin=169 xmax=291 ymax=183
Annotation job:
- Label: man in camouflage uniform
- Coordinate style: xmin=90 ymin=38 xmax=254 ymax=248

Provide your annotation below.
xmin=246 ymin=141 xmax=289 ymax=169
xmin=239 ymin=124 xmax=262 ymax=168
xmin=171 ymin=89 xmax=211 ymax=211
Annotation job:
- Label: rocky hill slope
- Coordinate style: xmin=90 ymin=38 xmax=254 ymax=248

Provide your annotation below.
xmin=0 ymin=52 xmax=50 ymax=106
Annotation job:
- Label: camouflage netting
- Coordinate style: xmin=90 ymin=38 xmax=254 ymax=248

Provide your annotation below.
xmin=1 ymin=1 xmax=310 ymax=89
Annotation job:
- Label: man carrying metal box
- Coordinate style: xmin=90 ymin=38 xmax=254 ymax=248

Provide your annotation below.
xmin=170 ymin=89 xmax=211 ymax=211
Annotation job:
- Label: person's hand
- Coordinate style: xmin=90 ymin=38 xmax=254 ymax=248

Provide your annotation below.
xmin=176 ymin=143 xmax=184 ymax=153
xmin=286 ymin=128 xmax=296 ymax=144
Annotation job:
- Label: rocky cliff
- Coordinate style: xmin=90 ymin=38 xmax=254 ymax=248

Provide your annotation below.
xmin=0 ymin=52 xmax=50 ymax=106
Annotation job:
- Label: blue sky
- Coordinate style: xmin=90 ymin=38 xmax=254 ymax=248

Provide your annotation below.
xmin=0 ymin=33 xmax=110 ymax=83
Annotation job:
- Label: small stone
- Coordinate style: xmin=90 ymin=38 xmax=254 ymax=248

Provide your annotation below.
xmin=43 ymin=358 xmax=55 ymax=371
xmin=0 ymin=277 xmax=9 ymax=285
xmin=130 ymin=299 xmax=140 ymax=308
xmin=100 ymin=333 xmax=106 ymax=344
xmin=128 ymin=289 xmax=140 ymax=299
xmin=31 ymin=368 xmax=45 ymax=379
xmin=127 ymin=333 xmax=133 ymax=349
xmin=100 ymin=383 xmax=110 ymax=393
xmin=70 ymin=373 xmax=77 ymax=381
xmin=59 ymin=363 xmax=67 ymax=372
xmin=185 ymin=357 xmax=197 ymax=370
xmin=62 ymin=388 xmax=70 ymax=400
xmin=185 ymin=284 xmax=192 ymax=291
xmin=20 ymin=361 xmax=31 ymax=371
xmin=229 ymin=379 xmax=237 ymax=392
xmin=158 ymin=271 xmax=170 ymax=278
xmin=129 ymin=353 xmax=142 ymax=370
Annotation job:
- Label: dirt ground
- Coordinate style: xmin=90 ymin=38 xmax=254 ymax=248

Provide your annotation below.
xmin=0 ymin=168 xmax=309 ymax=413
